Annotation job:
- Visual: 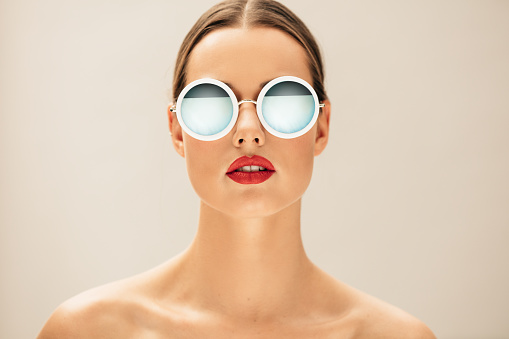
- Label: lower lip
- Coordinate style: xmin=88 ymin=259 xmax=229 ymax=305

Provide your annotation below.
xmin=226 ymin=171 xmax=275 ymax=184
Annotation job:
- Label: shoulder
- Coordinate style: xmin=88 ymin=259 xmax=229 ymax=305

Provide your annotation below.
xmin=348 ymin=291 xmax=436 ymax=339
xmin=354 ymin=306 xmax=435 ymax=338
xmin=37 ymin=258 xmax=189 ymax=338
xmin=36 ymin=278 xmax=151 ymax=339
xmin=309 ymin=270 xmax=436 ymax=338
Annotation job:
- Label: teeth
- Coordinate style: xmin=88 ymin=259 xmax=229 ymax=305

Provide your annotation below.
xmin=235 ymin=165 xmax=267 ymax=172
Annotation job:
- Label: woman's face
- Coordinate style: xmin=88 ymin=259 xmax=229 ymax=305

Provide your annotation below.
xmin=169 ymin=27 xmax=330 ymax=218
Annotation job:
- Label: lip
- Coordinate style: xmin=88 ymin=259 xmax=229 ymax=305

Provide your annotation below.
xmin=226 ymin=155 xmax=276 ymax=185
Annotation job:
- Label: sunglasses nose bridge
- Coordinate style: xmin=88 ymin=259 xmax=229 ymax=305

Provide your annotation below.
xmin=232 ymin=98 xmax=266 ymax=147
xmin=236 ymin=98 xmax=260 ymax=125
xmin=238 ymin=99 xmax=257 ymax=107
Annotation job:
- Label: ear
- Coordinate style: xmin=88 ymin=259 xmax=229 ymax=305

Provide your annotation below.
xmin=314 ymin=99 xmax=331 ymax=156
xmin=167 ymin=104 xmax=185 ymax=158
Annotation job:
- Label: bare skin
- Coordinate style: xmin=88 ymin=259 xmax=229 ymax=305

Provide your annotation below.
xmin=37 ymin=27 xmax=435 ymax=338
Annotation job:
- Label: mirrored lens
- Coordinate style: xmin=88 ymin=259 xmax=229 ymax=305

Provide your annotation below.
xmin=261 ymin=81 xmax=315 ymax=134
xmin=181 ymin=83 xmax=233 ymax=136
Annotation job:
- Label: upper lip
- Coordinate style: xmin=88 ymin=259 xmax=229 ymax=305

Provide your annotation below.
xmin=226 ymin=155 xmax=275 ymax=173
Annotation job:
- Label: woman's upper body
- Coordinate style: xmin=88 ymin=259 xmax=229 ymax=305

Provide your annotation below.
xmin=38 ymin=1 xmax=435 ymax=338
xmin=37 ymin=255 xmax=434 ymax=338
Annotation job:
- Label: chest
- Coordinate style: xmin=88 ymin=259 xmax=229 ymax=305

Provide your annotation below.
xmin=132 ymin=316 xmax=358 ymax=339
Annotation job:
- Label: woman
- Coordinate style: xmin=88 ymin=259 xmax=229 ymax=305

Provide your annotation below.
xmin=38 ymin=0 xmax=435 ymax=337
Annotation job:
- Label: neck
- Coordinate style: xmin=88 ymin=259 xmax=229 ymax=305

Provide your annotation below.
xmin=174 ymin=199 xmax=314 ymax=320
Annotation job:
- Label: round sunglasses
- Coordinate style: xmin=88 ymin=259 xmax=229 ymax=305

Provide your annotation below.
xmin=170 ymin=76 xmax=324 ymax=141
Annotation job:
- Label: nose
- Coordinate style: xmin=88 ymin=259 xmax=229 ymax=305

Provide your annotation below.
xmin=232 ymin=101 xmax=265 ymax=148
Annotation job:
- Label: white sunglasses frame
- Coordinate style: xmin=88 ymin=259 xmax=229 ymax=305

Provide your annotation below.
xmin=170 ymin=75 xmax=324 ymax=141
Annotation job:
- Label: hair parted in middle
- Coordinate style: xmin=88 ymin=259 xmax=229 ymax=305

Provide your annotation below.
xmin=172 ymin=0 xmax=327 ymax=105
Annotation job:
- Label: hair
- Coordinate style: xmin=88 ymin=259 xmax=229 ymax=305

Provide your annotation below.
xmin=171 ymin=0 xmax=327 ymax=103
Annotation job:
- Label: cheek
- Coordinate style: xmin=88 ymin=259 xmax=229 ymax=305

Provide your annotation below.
xmin=268 ymin=132 xmax=316 ymax=208
xmin=183 ymin=137 xmax=221 ymax=197
xmin=284 ymin=135 xmax=316 ymax=189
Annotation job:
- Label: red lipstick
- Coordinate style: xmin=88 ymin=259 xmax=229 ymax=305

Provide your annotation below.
xmin=226 ymin=155 xmax=275 ymax=185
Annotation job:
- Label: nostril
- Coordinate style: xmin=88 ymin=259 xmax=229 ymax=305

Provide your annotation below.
xmin=238 ymin=138 xmax=244 ymax=144
xmin=255 ymin=138 xmax=259 ymax=143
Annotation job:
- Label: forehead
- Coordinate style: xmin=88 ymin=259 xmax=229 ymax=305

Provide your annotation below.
xmin=186 ymin=27 xmax=312 ymax=87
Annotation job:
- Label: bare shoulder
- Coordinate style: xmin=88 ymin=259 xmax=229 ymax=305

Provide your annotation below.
xmin=354 ymin=301 xmax=435 ymax=338
xmin=36 ymin=275 xmax=156 ymax=339
xmin=313 ymin=272 xmax=435 ymax=339
xmin=346 ymin=287 xmax=436 ymax=339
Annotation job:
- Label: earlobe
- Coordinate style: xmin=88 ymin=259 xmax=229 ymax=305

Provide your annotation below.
xmin=167 ymin=104 xmax=185 ymax=158
xmin=314 ymin=99 xmax=331 ymax=156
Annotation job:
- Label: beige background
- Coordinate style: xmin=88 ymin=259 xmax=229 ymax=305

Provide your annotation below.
xmin=1 ymin=0 xmax=508 ymax=338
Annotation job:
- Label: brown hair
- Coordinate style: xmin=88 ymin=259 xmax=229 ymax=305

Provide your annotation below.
xmin=172 ymin=0 xmax=327 ymax=103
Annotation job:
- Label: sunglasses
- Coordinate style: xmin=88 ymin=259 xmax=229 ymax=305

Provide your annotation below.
xmin=170 ymin=76 xmax=324 ymax=141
